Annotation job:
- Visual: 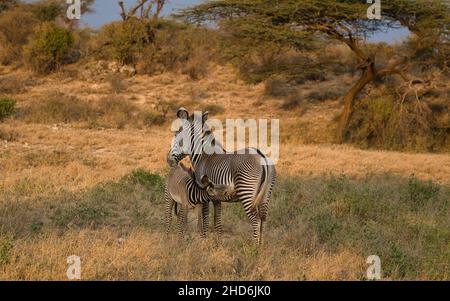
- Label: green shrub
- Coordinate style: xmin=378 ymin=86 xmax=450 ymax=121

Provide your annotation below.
xmin=0 ymin=97 xmax=16 ymax=121
xmin=403 ymin=177 xmax=440 ymax=209
xmin=23 ymin=22 xmax=74 ymax=74
xmin=32 ymin=1 xmax=63 ymax=22
xmin=0 ymin=236 xmax=13 ymax=265
xmin=97 ymin=19 xmax=154 ymax=65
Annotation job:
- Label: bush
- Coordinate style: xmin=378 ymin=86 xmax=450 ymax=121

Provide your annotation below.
xmin=347 ymin=88 xmax=446 ymax=152
xmin=23 ymin=22 xmax=74 ymax=74
xmin=264 ymin=78 xmax=293 ymax=97
xmin=181 ymin=54 xmax=209 ymax=80
xmin=106 ymin=73 xmax=128 ymax=94
xmin=95 ymin=97 xmax=138 ymax=129
xmin=20 ymin=93 xmax=95 ymax=124
xmin=141 ymin=111 xmax=166 ymax=127
xmin=0 ymin=74 xmax=34 ymax=94
xmin=97 ymin=19 xmax=154 ymax=65
xmin=307 ymin=90 xmax=341 ymax=102
xmin=0 ymin=97 xmax=16 ymax=121
xmin=0 ymin=7 xmax=37 ymax=64
xmin=19 ymin=93 xmax=167 ymax=129
xmin=280 ymin=92 xmax=303 ymax=110
xmin=0 ymin=126 xmax=19 ymax=141
xmin=32 ymin=1 xmax=63 ymax=22
xmin=135 ymin=24 xmax=217 ymax=76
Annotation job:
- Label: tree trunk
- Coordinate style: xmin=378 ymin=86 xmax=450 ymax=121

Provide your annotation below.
xmin=337 ymin=62 xmax=376 ymax=143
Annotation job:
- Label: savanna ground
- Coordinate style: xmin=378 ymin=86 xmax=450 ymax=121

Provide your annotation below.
xmin=0 ymin=63 xmax=449 ymax=280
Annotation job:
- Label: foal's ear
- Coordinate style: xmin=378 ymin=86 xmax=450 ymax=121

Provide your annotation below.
xmin=202 ymin=111 xmax=209 ymax=123
xmin=179 ymin=159 xmax=194 ymax=177
xmin=177 ymin=107 xmax=189 ymax=120
xmin=201 ymin=175 xmax=213 ymax=187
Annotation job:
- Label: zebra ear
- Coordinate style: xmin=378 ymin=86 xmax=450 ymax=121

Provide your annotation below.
xmin=179 ymin=160 xmax=194 ymax=178
xmin=202 ymin=111 xmax=209 ymax=123
xmin=177 ymin=108 xmax=189 ymax=120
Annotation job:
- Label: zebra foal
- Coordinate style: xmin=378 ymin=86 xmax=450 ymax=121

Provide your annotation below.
xmin=164 ymin=159 xmax=234 ymax=239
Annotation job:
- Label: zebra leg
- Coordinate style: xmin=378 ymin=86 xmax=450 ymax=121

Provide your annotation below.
xmin=259 ymin=219 xmax=264 ymax=246
xmin=177 ymin=205 xmax=188 ymax=240
xmin=212 ymin=201 xmax=223 ymax=236
xmin=197 ymin=203 xmax=209 ymax=238
xmin=250 ymin=215 xmax=262 ymax=244
xmin=165 ymin=193 xmax=175 ymax=235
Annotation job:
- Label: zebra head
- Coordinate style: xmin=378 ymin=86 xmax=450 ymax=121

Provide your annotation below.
xmin=167 ymin=107 xmax=210 ymax=167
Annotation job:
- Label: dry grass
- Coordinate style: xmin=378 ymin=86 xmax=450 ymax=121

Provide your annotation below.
xmin=1 ymin=171 xmax=448 ymax=280
xmin=0 ymin=229 xmax=365 ymax=280
xmin=0 ymin=64 xmax=449 ymax=280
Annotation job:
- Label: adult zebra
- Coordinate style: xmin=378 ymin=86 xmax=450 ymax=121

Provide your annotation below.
xmin=167 ymin=108 xmax=276 ymax=244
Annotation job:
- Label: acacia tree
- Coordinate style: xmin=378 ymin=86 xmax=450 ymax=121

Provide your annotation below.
xmin=180 ymin=0 xmax=449 ymax=143
xmin=118 ymin=0 xmax=166 ymax=21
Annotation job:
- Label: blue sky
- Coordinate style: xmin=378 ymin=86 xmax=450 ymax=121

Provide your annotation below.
xmin=26 ymin=0 xmax=410 ymax=43
xmin=82 ymin=0 xmax=202 ymax=28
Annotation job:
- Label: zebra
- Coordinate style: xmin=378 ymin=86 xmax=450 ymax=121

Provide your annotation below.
xmin=165 ymin=158 xmax=235 ymax=239
xmin=167 ymin=108 xmax=276 ymax=244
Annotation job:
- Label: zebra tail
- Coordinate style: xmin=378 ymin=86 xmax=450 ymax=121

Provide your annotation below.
xmin=253 ymin=153 xmax=276 ymax=218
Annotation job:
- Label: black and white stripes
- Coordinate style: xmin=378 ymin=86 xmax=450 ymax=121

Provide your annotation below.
xmin=166 ymin=108 xmax=276 ymax=244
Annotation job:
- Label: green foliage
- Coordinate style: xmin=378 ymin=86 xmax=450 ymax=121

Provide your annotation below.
xmin=32 ymin=1 xmax=63 ymax=22
xmin=23 ymin=22 xmax=74 ymax=74
xmin=403 ymin=177 xmax=440 ymax=208
xmin=97 ymin=19 xmax=154 ymax=64
xmin=272 ymin=174 xmax=450 ymax=279
xmin=126 ymin=169 xmax=164 ymax=192
xmin=0 ymin=236 xmax=13 ymax=265
xmin=0 ymin=97 xmax=16 ymax=121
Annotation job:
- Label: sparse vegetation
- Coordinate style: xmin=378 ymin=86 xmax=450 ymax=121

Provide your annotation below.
xmin=23 ymin=22 xmax=74 ymax=74
xmin=347 ymin=88 xmax=448 ymax=152
xmin=0 ymin=0 xmax=448 ymax=281
xmin=0 ymin=171 xmax=448 ymax=280
xmin=106 ymin=73 xmax=128 ymax=94
xmin=0 ymin=97 xmax=16 ymax=121
xmin=18 ymin=93 xmax=168 ymax=129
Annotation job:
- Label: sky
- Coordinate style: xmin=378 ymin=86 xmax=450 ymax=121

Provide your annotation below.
xmin=26 ymin=0 xmax=410 ymax=43
xmin=82 ymin=0 xmax=202 ymax=28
